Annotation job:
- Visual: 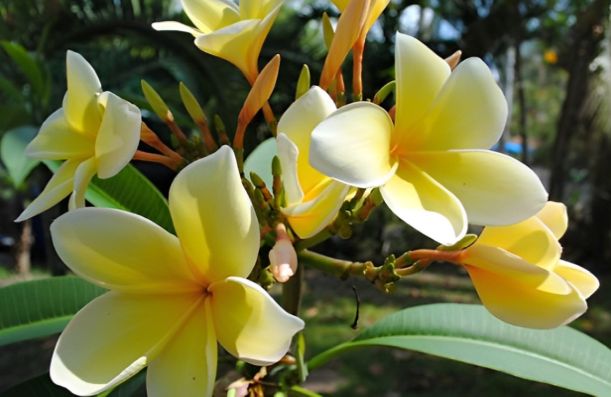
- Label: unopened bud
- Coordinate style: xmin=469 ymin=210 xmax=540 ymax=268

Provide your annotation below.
xmin=295 ymin=64 xmax=311 ymax=100
xmin=141 ymin=80 xmax=171 ymax=121
xmin=179 ymin=82 xmax=207 ymax=124
xmin=269 ymin=224 xmax=297 ymax=283
xmin=444 ymin=50 xmax=462 ymax=70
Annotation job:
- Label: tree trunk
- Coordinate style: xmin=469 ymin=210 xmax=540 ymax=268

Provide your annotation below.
xmin=548 ymin=0 xmax=609 ymax=200
xmin=514 ymin=40 xmax=529 ymax=164
xmin=15 ymin=219 xmax=32 ymax=277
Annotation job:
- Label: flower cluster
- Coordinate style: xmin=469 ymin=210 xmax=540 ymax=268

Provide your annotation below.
xmin=16 ymin=0 xmax=599 ymax=396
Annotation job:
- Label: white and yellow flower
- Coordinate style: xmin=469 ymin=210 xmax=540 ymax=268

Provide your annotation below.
xmin=49 ymin=146 xmax=304 ymax=396
xmin=460 ymin=202 xmax=599 ymax=328
xmin=245 ymin=87 xmax=350 ymax=238
xmin=153 ymin=0 xmax=282 ymax=82
xmin=310 ymin=33 xmax=547 ymax=245
xmin=16 ymin=51 xmax=141 ymax=222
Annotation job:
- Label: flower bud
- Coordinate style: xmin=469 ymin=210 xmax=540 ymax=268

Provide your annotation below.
xmin=268 ymin=224 xmax=297 ymax=283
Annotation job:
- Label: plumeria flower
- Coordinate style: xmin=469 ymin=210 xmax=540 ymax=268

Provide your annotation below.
xmin=310 ymin=33 xmax=547 ymax=245
xmin=460 ymin=201 xmax=599 ymax=328
xmin=15 ymin=51 xmax=141 ymax=222
xmin=245 ymin=87 xmax=350 ymax=238
xmin=49 ymin=146 xmax=304 ymax=396
xmin=153 ymin=0 xmax=282 ymax=82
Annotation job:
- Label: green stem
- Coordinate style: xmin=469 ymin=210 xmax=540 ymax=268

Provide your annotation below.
xmin=294 ymin=229 xmax=332 ymax=252
xmin=306 ymin=342 xmax=359 ymax=371
xmin=282 ymin=259 xmax=303 ymax=315
xmin=289 ymin=385 xmax=324 ymax=397
xmin=298 ymin=250 xmax=377 ymax=281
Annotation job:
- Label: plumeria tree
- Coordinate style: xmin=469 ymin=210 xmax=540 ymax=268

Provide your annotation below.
xmin=1 ymin=1 xmax=609 ymax=396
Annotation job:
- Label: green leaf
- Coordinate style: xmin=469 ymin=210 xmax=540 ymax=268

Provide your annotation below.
xmin=0 ymin=276 xmax=105 ymax=347
xmin=0 ymin=126 xmax=40 ymax=188
xmin=43 ymin=161 xmax=174 ymax=233
xmin=1 ymin=371 xmax=146 ymax=397
xmin=307 ymin=304 xmax=611 ymax=396
xmin=0 ymin=41 xmax=45 ymax=98
xmin=0 ymin=374 xmax=72 ymax=397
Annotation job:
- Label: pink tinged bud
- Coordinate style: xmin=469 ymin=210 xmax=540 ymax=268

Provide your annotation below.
xmin=269 ymin=224 xmax=297 ymax=283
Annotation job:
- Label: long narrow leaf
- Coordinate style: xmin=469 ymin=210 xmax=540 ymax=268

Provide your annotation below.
xmin=0 ymin=276 xmax=105 ymax=347
xmin=307 ymin=304 xmax=611 ymax=396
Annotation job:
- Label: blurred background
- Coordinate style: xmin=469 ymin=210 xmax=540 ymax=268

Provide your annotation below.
xmin=0 ymin=0 xmax=609 ymax=395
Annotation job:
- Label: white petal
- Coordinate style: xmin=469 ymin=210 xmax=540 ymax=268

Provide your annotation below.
xmin=95 ymin=92 xmax=141 ymax=179
xmin=277 ymin=86 xmax=336 ymax=194
xmin=276 ymin=134 xmax=304 ymax=204
xmin=50 ymin=292 xmax=201 ymax=396
xmin=416 ymin=58 xmax=507 ymax=151
xmin=151 ymin=21 xmax=201 ymax=37
xmin=169 ymin=146 xmax=259 ymax=283
xmin=182 ymin=0 xmax=239 ymax=33
xmin=393 ymin=33 xmax=450 ymax=141
xmin=15 ymin=159 xmax=79 ymax=222
xmin=147 ymin=300 xmax=216 ymax=397
xmin=409 ymin=150 xmax=548 ymax=225
xmin=50 ymin=207 xmax=198 ymax=293
xmin=310 ymin=102 xmax=395 ymax=188
xmin=64 ymin=51 xmax=102 ymax=134
xmin=283 ymin=180 xmax=349 ymax=238
xmin=68 ymin=157 xmax=96 ymax=210
xmin=380 ymin=161 xmax=467 ymax=245
xmin=536 ymin=201 xmax=568 ymax=239
xmin=26 ymin=109 xmax=94 ymax=160
xmin=209 ymin=277 xmax=304 ymax=365
xmin=554 ymin=260 xmax=599 ymax=299
xmin=476 ymin=217 xmax=561 ymax=271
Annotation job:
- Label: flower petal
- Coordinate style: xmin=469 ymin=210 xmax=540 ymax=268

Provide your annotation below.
xmin=393 ymin=33 xmax=450 ymax=143
xmin=554 ymin=260 xmax=599 ymax=299
xmin=463 ymin=246 xmax=586 ymax=328
xmin=243 ymin=137 xmax=276 ymax=191
xmin=283 ymin=180 xmax=350 ymax=238
xmin=195 ymin=19 xmax=261 ymax=79
xmin=415 ymin=58 xmax=507 ymax=151
xmin=147 ymin=300 xmax=216 ymax=397
xmin=277 ymin=86 xmax=336 ymax=194
xmin=151 ymin=21 xmax=201 ymax=37
xmin=240 ymin=0 xmax=282 ymax=19
xmin=68 ymin=157 xmax=97 ymax=210
xmin=246 ymin=4 xmax=282 ymax=79
xmin=409 ymin=150 xmax=547 ymax=226
xmin=536 ymin=201 xmax=568 ymax=239
xmin=476 ymin=217 xmax=561 ymax=270
xmin=15 ymin=159 xmax=79 ymax=222
xmin=26 ymin=109 xmax=94 ymax=160
xmin=169 ymin=146 xmax=259 ymax=283
xmin=310 ymin=102 xmax=395 ymax=188
xmin=182 ymin=0 xmax=239 ymax=33
xmin=64 ymin=51 xmax=102 ymax=135
xmin=50 ymin=207 xmax=198 ymax=293
xmin=380 ymin=161 xmax=467 ymax=245
xmin=94 ymin=92 xmax=141 ymax=179
xmin=209 ymin=277 xmax=304 ymax=365
xmin=50 ymin=292 xmax=201 ymax=396
xmin=276 ymin=134 xmax=304 ymax=204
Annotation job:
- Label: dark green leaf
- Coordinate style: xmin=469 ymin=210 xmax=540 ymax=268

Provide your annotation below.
xmin=0 ymin=276 xmax=105 ymax=347
xmin=0 ymin=41 xmax=45 ymax=98
xmin=307 ymin=304 xmax=611 ymax=396
xmin=0 ymin=374 xmax=72 ymax=397
xmin=44 ymin=161 xmax=174 ymax=233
